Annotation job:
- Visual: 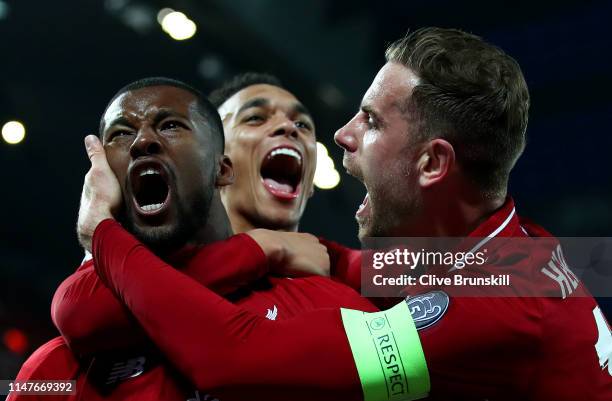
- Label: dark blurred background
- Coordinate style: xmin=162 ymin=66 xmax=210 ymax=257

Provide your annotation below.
xmin=1 ymin=0 xmax=611 ymax=377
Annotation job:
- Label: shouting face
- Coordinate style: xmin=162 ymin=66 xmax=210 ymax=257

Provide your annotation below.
xmin=335 ymin=62 xmax=424 ymax=240
xmin=218 ymin=84 xmax=316 ymax=232
xmin=101 ymin=85 xmax=221 ymax=252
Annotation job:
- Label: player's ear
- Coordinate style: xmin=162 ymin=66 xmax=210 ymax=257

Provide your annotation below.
xmin=215 ymin=154 xmax=234 ymax=187
xmin=417 ymin=139 xmax=455 ymax=188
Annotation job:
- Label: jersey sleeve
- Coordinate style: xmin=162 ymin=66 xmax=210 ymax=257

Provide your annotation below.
xmin=319 ymin=237 xmax=362 ymax=291
xmin=51 ymin=262 xmax=148 ymax=355
xmin=92 ymin=220 xmax=430 ymax=400
xmin=180 ymin=233 xmax=270 ymax=294
xmin=320 ymin=238 xmax=402 ymax=311
xmin=51 ymin=232 xmax=269 ymax=355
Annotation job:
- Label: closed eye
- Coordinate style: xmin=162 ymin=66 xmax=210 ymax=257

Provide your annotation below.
xmin=244 ymin=115 xmax=265 ymax=125
xmin=108 ymin=130 xmax=134 ymax=141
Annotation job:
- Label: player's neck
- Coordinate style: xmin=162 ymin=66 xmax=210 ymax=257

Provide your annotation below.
xmin=191 ymin=194 xmax=234 ymax=246
xmin=229 ymin=213 xmax=256 ymax=234
xmin=395 ymin=184 xmax=506 ymax=237
xmin=228 ymin=212 xmax=299 ymax=234
xmin=423 ymin=189 xmax=505 ymax=237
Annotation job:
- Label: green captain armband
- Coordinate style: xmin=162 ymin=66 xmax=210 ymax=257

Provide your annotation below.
xmin=341 ymin=301 xmax=430 ymax=401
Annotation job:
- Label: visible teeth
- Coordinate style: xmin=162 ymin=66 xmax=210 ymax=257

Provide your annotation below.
xmin=270 ymin=148 xmax=301 ymax=162
xmin=141 ymin=203 xmax=164 ymax=211
xmin=140 ymin=168 xmax=160 ymax=177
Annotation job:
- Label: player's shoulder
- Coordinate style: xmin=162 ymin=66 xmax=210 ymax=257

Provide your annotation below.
xmin=16 ymin=336 xmax=79 ymax=380
xmin=75 ymin=258 xmax=94 ymax=272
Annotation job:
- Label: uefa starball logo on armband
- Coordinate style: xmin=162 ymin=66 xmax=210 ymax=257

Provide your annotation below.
xmin=406 ymin=291 xmax=450 ymax=331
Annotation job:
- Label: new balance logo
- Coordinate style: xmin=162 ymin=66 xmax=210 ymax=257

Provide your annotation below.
xmin=106 ymin=356 xmax=146 ymax=384
xmin=187 ymin=391 xmax=219 ymax=401
xmin=266 ymin=305 xmax=278 ymax=320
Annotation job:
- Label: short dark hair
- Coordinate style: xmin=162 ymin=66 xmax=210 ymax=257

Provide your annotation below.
xmin=208 ymin=72 xmax=283 ymax=108
xmin=386 ymin=27 xmax=530 ymax=198
xmin=99 ymin=77 xmax=225 ymax=153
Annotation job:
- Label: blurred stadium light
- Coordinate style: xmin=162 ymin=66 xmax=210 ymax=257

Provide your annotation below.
xmin=0 ymin=0 xmax=9 ymax=20
xmin=2 ymin=121 xmax=25 ymax=145
xmin=314 ymin=142 xmax=341 ymax=190
xmin=160 ymin=10 xmax=197 ymax=40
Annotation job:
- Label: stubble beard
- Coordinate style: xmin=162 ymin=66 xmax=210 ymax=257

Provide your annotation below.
xmin=121 ymin=187 xmax=213 ymax=256
xmin=358 ymin=165 xmax=420 ymax=241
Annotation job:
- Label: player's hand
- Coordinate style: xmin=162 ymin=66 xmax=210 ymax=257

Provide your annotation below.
xmin=246 ymin=229 xmax=331 ymax=277
xmin=77 ymin=135 xmax=122 ymax=252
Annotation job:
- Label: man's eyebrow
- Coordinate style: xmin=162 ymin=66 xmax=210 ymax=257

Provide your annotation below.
xmin=236 ymin=98 xmax=313 ymax=122
xmin=292 ymin=103 xmax=313 ymax=121
xmin=105 ymin=116 xmax=133 ymax=131
xmin=152 ymin=109 xmax=189 ymax=126
xmin=103 ymin=109 xmax=191 ymax=134
xmin=236 ymin=98 xmax=269 ymax=116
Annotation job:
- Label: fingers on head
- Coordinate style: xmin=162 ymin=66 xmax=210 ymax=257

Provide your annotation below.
xmin=85 ymin=135 xmax=103 ymax=161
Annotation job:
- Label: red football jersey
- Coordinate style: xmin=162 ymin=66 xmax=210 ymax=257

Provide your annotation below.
xmin=330 ymin=199 xmax=612 ymax=400
xmin=14 ymin=233 xmax=377 ymax=401
xmin=51 ymin=234 xmax=274 ymax=354
xmin=87 ymin=199 xmax=612 ymax=401
xmin=8 ymin=336 xmax=197 ymax=401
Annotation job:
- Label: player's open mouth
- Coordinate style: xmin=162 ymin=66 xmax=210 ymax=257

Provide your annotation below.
xmin=260 ymin=146 xmax=303 ymax=200
xmin=356 ymin=192 xmax=370 ymax=219
xmin=129 ymin=160 xmax=172 ymax=217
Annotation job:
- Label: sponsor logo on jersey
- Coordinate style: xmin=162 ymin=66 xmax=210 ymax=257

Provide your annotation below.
xmin=87 ymin=352 xmax=159 ymax=394
xmin=188 ymin=391 xmax=219 ymax=401
xmin=106 ymin=356 xmax=146 ymax=384
xmin=406 ymin=291 xmax=449 ymax=330
xmin=266 ymin=305 xmax=278 ymax=320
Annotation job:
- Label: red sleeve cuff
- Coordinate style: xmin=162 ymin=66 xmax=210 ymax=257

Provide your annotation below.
xmin=91 ymin=218 xmax=119 ymax=258
xmin=232 ymin=232 xmax=270 ymax=277
xmin=181 ymin=232 xmax=271 ymax=293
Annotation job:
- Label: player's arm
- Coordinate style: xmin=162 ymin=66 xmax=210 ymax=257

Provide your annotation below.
xmin=318 ymin=238 xmax=403 ymax=310
xmin=319 ymin=237 xmax=362 ymax=290
xmin=93 ymin=219 xmax=430 ymax=400
xmin=51 ymin=261 xmax=147 ymax=354
xmin=51 ymin=232 xmax=273 ymax=355
xmin=55 ymin=135 xmax=325 ymax=355
xmin=77 ymin=136 xmax=429 ymax=398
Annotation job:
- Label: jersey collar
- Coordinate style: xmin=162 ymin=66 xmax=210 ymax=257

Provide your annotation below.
xmin=450 ymin=198 xmax=526 ymax=266
xmin=467 ymin=197 xmax=523 ymax=240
